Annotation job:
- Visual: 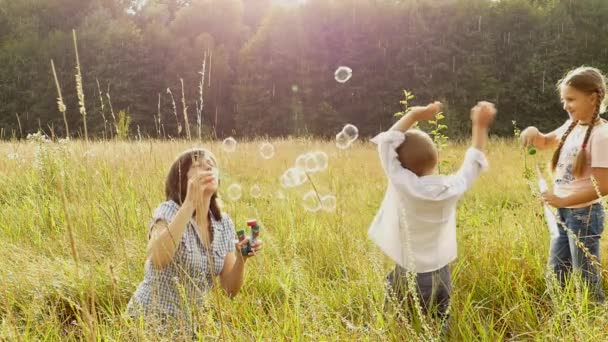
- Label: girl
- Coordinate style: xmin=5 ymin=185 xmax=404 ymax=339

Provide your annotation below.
xmin=127 ymin=148 xmax=263 ymax=334
xmin=521 ymin=66 xmax=608 ymax=302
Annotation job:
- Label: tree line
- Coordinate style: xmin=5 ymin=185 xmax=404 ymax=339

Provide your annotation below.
xmin=1 ymin=0 xmax=607 ymax=140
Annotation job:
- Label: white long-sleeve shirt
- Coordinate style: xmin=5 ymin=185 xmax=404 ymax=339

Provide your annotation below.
xmin=368 ymin=130 xmax=488 ymax=273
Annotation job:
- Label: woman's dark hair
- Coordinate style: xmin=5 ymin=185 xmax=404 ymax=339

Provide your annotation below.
xmin=165 ymin=148 xmax=222 ymax=221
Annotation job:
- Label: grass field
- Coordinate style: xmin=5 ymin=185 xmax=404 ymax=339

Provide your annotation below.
xmin=0 ymin=137 xmax=607 ymax=341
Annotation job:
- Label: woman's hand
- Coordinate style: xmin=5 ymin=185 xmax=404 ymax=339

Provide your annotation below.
xmin=184 ymin=171 xmax=216 ymax=208
xmin=235 ymin=238 xmax=263 ymax=260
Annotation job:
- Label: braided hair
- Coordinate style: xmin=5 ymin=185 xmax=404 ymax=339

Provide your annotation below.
xmin=552 ymin=67 xmax=607 ymax=177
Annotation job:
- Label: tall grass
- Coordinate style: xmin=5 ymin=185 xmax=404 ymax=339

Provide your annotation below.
xmin=0 ymin=139 xmax=607 ymax=340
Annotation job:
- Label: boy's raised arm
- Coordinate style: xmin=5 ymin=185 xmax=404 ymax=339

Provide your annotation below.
xmin=390 ymin=101 xmax=443 ymax=132
xmin=470 ymin=101 xmax=496 ymax=151
xmin=452 ymin=101 xmax=496 ymax=192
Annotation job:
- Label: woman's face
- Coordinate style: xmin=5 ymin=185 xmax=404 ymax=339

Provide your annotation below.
xmin=187 ymin=153 xmax=219 ymax=194
xmin=560 ymin=85 xmax=598 ymax=123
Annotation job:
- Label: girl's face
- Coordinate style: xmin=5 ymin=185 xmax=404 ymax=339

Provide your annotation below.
xmin=560 ymin=85 xmax=598 ymax=123
xmin=187 ymin=154 xmax=219 ymax=194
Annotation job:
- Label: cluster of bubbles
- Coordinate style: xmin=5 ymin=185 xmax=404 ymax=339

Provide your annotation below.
xmin=223 ymin=136 xmax=276 ymax=161
xmin=295 ymin=151 xmax=329 ymax=174
xmin=225 ymin=182 xmax=263 ymax=202
xmin=280 ymin=151 xmax=329 ymax=189
xmin=280 ymin=167 xmax=307 ymax=188
xmin=221 ymin=138 xmax=277 ymax=202
xmin=302 ymin=191 xmax=337 ymax=212
xmin=221 ymin=63 xmax=355 ymax=209
xmin=336 ymin=124 xmax=359 ymax=149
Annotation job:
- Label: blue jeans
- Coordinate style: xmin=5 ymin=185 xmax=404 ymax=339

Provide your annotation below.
xmin=549 ymin=203 xmax=605 ymax=302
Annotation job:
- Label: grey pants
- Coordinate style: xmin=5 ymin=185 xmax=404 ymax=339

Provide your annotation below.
xmin=385 ymin=264 xmax=451 ymax=321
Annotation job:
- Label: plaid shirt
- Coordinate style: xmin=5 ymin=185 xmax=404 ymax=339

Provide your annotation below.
xmin=127 ymin=200 xmax=236 ymax=327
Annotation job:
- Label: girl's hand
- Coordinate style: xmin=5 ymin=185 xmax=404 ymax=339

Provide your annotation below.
xmin=541 ymin=190 xmax=566 ymax=208
xmin=520 ymin=126 xmax=540 ymax=147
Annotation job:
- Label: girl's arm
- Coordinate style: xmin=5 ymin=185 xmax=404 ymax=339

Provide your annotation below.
xmin=543 ymin=168 xmax=608 ymax=207
xmin=521 ymin=122 xmax=570 ymax=150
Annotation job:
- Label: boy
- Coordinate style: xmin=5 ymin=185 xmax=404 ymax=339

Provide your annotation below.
xmin=369 ymin=101 xmax=496 ymax=327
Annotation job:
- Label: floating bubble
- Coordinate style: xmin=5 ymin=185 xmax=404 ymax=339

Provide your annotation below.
xmin=321 ymin=195 xmax=337 ymax=212
xmin=295 ymin=153 xmax=308 ymax=170
xmin=250 ymin=184 xmax=262 ymax=198
xmin=275 ymin=190 xmax=286 ymax=200
xmin=226 ymin=183 xmax=242 ymax=201
xmin=342 ymin=124 xmax=359 ymax=142
xmin=259 ymin=142 xmax=275 ymax=159
xmin=279 ymin=174 xmax=290 ymax=189
xmin=280 ymin=167 xmax=307 ymax=188
xmin=222 ymin=137 xmax=237 ymax=153
xmin=311 ymin=151 xmax=328 ymax=172
xmin=336 ymin=131 xmax=351 ymax=150
xmin=302 ymin=191 xmax=321 ymax=212
xmin=334 ymin=66 xmax=353 ymax=83
xmin=304 ymin=153 xmax=319 ymax=173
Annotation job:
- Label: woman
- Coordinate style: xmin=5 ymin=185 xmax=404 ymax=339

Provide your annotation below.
xmin=127 ymin=148 xmax=262 ymax=333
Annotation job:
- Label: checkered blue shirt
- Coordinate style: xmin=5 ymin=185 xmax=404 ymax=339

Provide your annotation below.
xmin=127 ymin=200 xmax=236 ymax=327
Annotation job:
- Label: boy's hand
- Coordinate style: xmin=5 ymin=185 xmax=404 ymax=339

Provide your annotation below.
xmin=409 ymin=101 xmax=443 ymax=121
xmin=470 ymin=101 xmax=496 ymax=128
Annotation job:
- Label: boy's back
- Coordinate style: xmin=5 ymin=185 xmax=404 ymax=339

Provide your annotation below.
xmin=368 ymin=101 xmax=496 ymax=333
xmin=370 ymin=130 xmax=488 ymax=273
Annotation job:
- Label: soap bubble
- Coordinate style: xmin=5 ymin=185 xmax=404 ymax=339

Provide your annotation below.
xmin=342 ymin=124 xmax=359 ymax=142
xmin=295 ymin=151 xmax=329 ymax=173
xmin=222 ymin=137 xmax=237 ymax=153
xmin=302 ymin=191 xmax=321 ymax=212
xmin=295 ymin=153 xmax=308 ymax=170
xmin=336 ymin=131 xmax=351 ymax=149
xmin=304 ymin=153 xmax=319 ymax=173
xmin=334 ymin=66 xmax=353 ymax=83
xmin=321 ymin=195 xmax=337 ymax=212
xmin=275 ymin=190 xmax=286 ymax=200
xmin=250 ymin=184 xmax=262 ymax=198
xmin=311 ymin=151 xmax=328 ymax=172
xmin=280 ymin=167 xmax=307 ymax=188
xmin=226 ymin=183 xmax=242 ymax=201
xmin=259 ymin=142 xmax=275 ymax=159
